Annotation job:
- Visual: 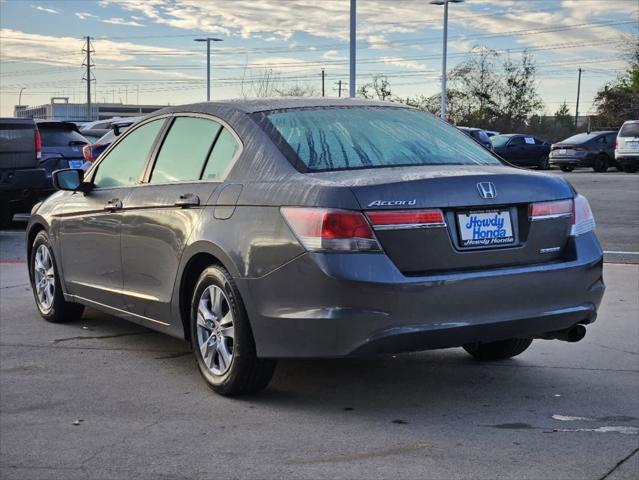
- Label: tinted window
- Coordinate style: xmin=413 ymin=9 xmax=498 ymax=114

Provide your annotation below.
xmin=477 ymin=131 xmax=491 ymax=143
xmin=605 ymin=133 xmax=617 ymax=144
xmin=0 ymin=125 xmax=34 ymax=151
xmin=202 ymin=128 xmax=240 ymax=181
xmin=151 ymin=117 xmax=221 ymax=183
xmin=534 ymin=137 xmax=546 ymax=145
xmin=619 ymin=123 xmax=639 ymax=137
xmin=93 ymin=118 xmax=164 ymax=188
xmin=561 ymin=132 xmax=599 ymax=144
xmin=39 ymin=126 xmax=88 ymax=147
xmin=509 ymin=136 xmax=525 ymax=146
xmin=265 ymin=107 xmax=499 ymax=171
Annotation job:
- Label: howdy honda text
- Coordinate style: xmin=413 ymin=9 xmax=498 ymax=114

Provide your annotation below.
xmin=458 ymin=210 xmax=514 ymax=247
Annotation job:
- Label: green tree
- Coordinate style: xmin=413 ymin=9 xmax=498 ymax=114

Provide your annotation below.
xmin=593 ymin=37 xmax=639 ymax=126
xmin=554 ymin=100 xmax=573 ymax=129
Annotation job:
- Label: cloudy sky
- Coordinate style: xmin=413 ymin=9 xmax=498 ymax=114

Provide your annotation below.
xmin=1 ymin=0 xmax=637 ymax=117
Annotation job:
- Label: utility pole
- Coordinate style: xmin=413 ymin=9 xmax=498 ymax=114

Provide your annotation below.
xmin=349 ymin=0 xmax=356 ymax=97
xmin=337 ymin=80 xmax=342 ymax=98
xmin=82 ymin=36 xmax=95 ymax=121
xmin=321 ymin=69 xmax=325 ymax=97
xmin=575 ymin=68 xmax=582 ymax=128
xmin=194 ymin=37 xmax=223 ymax=101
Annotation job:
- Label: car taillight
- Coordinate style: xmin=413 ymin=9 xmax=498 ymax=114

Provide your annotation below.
xmin=367 ymin=209 xmax=446 ymax=229
xmin=82 ymin=145 xmax=93 ymax=162
xmin=571 ymin=194 xmax=595 ymax=236
xmin=529 ymin=199 xmax=573 ymax=220
xmin=529 ymin=195 xmax=595 ymax=236
xmin=281 ymin=207 xmax=381 ymax=252
xmin=35 ymin=130 xmax=41 ymax=160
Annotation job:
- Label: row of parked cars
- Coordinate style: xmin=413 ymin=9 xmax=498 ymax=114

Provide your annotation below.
xmin=0 ymin=116 xmax=138 ymax=226
xmin=458 ymin=120 xmax=639 ymax=173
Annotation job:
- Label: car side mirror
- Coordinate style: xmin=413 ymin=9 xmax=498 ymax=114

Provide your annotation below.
xmin=53 ymin=169 xmax=88 ymax=192
xmin=112 ymin=124 xmax=121 ymax=136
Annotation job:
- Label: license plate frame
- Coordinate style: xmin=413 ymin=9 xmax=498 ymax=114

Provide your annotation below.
xmin=456 ymin=209 xmax=515 ymax=248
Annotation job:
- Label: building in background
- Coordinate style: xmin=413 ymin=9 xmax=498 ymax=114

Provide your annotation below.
xmin=14 ymin=97 xmax=166 ymax=121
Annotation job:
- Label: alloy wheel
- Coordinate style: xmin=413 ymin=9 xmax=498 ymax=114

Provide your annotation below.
xmin=34 ymin=244 xmax=55 ymax=312
xmin=196 ymin=285 xmax=235 ymax=376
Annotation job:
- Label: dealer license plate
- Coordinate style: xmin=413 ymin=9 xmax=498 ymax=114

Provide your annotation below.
xmin=627 ymin=141 xmax=639 ymax=149
xmin=457 ymin=210 xmax=514 ymax=247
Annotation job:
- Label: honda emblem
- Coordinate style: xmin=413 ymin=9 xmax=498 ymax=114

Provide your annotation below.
xmin=477 ymin=182 xmax=497 ymax=199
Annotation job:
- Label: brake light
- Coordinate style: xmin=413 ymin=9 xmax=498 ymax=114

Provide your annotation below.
xmin=82 ymin=145 xmax=93 ymax=162
xmin=571 ymin=194 xmax=595 ymax=236
xmin=529 ymin=196 xmax=595 ymax=236
xmin=367 ymin=209 xmax=446 ymax=229
xmin=529 ymin=199 xmax=573 ymax=220
xmin=281 ymin=207 xmax=381 ymax=252
xmin=35 ymin=129 xmax=41 ymax=160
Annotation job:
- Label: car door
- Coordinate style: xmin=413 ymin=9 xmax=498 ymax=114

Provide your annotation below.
xmin=604 ymin=133 xmax=617 ymax=159
xmin=56 ymin=117 xmax=166 ymax=308
xmin=120 ymin=114 xmax=242 ymax=325
xmin=504 ymin=136 xmax=526 ymax=164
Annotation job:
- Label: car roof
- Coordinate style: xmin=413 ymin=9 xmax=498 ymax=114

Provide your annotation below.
xmin=156 ymin=98 xmax=410 ymax=116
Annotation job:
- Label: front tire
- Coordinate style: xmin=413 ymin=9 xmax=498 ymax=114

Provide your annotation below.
xmin=190 ymin=265 xmax=276 ymax=396
xmin=30 ymin=231 xmax=84 ymax=323
xmin=559 ymin=165 xmax=574 ymax=172
xmin=463 ymin=338 xmax=533 ymax=361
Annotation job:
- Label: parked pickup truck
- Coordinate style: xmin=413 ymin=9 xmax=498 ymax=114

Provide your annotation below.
xmin=0 ymin=118 xmax=47 ymax=227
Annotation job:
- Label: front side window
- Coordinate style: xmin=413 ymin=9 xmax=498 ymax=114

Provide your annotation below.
xmin=201 ymin=128 xmax=240 ymax=181
xmin=92 ymin=118 xmax=164 ymax=188
xmin=264 ymin=107 xmax=500 ymax=172
xmin=150 ymin=117 xmax=222 ymax=184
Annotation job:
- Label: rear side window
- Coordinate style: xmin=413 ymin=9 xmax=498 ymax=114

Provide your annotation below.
xmin=201 ymin=128 xmax=240 ymax=181
xmin=93 ymin=118 xmax=164 ymax=188
xmin=509 ymin=136 xmax=525 ymax=146
xmin=264 ymin=107 xmax=499 ymax=172
xmin=150 ymin=117 xmax=221 ymax=183
xmin=619 ymin=123 xmax=639 ymax=137
xmin=39 ymin=126 xmax=88 ymax=147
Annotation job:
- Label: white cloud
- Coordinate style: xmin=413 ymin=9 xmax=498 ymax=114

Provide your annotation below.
xmin=322 ymin=50 xmax=347 ymax=61
xmin=75 ymin=12 xmax=98 ymax=20
xmin=101 ymin=17 xmax=144 ymax=27
xmin=31 ymin=5 xmax=59 ymax=14
xmin=381 ymin=56 xmax=428 ymax=70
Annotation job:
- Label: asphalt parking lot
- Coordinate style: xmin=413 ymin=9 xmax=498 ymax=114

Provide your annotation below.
xmin=1 ymin=170 xmax=638 ymax=479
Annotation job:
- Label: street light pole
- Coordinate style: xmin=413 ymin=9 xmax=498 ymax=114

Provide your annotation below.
xmin=18 ymin=87 xmax=26 ymax=106
xmin=349 ymin=0 xmax=356 ymax=98
xmin=195 ymin=37 xmax=223 ymax=102
xmin=430 ymin=0 xmax=463 ymax=121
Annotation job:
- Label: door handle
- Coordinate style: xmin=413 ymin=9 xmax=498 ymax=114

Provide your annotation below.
xmin=174 ymin=193 xmax=200 ymax=208
xmin=104 ymin=198 xmax=123 ymax=211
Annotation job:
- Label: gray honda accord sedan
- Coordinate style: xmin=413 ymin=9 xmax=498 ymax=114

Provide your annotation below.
xmin=26 ymin=99 xmax=605 ymax=396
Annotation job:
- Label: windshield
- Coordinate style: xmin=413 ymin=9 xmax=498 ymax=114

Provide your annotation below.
xmin=264 ymin=107 xmax=501 ymax=172
xmin=40 ymin=126 xmax=88 ymax=147
xmin=490 ymin=135 xmax=510 ymax=148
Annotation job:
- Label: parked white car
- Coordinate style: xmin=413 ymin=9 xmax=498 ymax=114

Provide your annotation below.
xmin=615 ymin=120 xmax=639 ymax=173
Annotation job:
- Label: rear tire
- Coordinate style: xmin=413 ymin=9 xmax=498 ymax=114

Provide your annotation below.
xmin=559 ymin=165 xmax=574 ymax=172
xmin=592 ymin=154 xmax=609 ymax=172
xmin=537 ymin=155 xmax=550 ymax=170
xmin=30 ymin=230 xmax=85 ymax=323
xmin=463 ymin=338 xmax=533 ymax=361
xmin=190 ymin=265 xmax=276 ymax=396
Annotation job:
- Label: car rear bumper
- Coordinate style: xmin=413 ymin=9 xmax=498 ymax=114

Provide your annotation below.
xmin=238 ymin=232 xmax=605 ymax=358
xmin=615 ymin=152 xmax=639 ymax=163
xmin=550 ymin=156 xmax=589 ymax=167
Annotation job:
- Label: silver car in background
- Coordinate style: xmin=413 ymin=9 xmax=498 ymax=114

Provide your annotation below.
xmin=615 ymin=120 xmax=639 ymax=173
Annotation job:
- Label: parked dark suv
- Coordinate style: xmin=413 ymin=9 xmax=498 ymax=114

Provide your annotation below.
xmin=0 ymin=118 xmax=47 ymax=227
xmin=490 ymin=134 xmax=551 ymax=169
xmin=36 ymin=121 xmax=90 ymax=189
xmin=550 ymin=131 xmax=618 ymax=172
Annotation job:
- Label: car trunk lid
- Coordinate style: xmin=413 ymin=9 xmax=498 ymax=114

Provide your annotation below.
xmin=308 ymin=165 xmax=575 ymax=274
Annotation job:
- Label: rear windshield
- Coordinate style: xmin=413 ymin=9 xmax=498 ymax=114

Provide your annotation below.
xmin=0 ymin=125 xmax=34 ymax=151
xmin=619 ymin=122 xmax=639 ymax=138
xmin=264 ymin=107 xmax=500 ymax=172
xmin=39 ymin=126 xmax=88 ymax=147
xmin=560 ymin=133 xmax=600 ymax=144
